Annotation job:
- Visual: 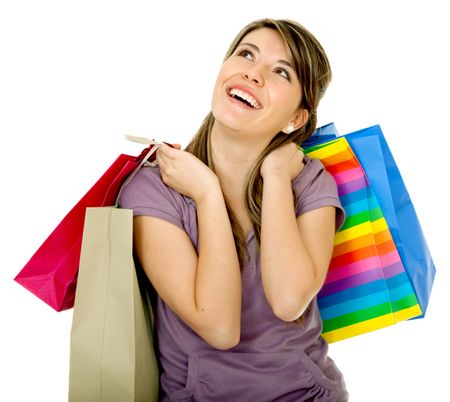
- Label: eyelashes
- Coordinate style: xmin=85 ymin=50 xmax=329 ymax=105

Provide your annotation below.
xmin=236 ymin=47 xmax=292 ymax=82
xmin=274 ymin=67 xmax=291 ymax=82
xmin=237 ymin=48 xmax=254 ymax=60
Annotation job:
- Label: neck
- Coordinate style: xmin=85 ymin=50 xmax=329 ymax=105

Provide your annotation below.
xmin=210 ymin=121 xmax=271 ymax=182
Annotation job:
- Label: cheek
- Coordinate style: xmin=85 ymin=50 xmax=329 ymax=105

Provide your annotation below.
xmin=215 ymin=62 xmax=234 ymax=85
xmin=211 ymin=63 xmax=236 ymax=107
xmin=211 ymin=71 xmax=225 ymax=105
xmin=211 ymin=79 xmax=224 ymax=112
xmin=269 ymin=84 xmax=301 ymax=113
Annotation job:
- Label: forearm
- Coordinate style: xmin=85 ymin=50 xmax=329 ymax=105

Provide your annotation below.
xmin=260 ymin=175 xmax=317 ymax=321
xmin=195 ymin=182 xmax=242 ymax=344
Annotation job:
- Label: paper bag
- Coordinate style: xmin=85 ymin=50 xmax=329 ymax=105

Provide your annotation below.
xmin=68 ymin=207 xmax=159 ymax=402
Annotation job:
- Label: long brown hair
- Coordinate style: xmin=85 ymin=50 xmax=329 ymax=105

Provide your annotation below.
xmin=185 ymin=18 xmax=332 ymax=265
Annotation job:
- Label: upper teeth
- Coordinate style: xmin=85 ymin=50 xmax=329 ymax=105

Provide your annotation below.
xmin=229 ymin=88 xmax=261 ymax=109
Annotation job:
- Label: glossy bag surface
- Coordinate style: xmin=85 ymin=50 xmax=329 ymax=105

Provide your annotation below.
xmin=304 ymin=137 xmax=423 ymax=342
xmin=305 ymin=124 xmax=435 ymax=319
xmin=14 ymin=145 xmax=158 ymax=311
xmin=344 ymin=126 xmax=435 ymax=317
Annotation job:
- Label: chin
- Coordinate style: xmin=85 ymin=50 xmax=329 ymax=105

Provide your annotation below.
xmin=212 ymin=106 xmax=250 ymax=133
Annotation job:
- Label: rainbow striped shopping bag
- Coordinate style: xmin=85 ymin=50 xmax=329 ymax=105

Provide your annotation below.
xmin=304 ymin=137 xmax=422 ymax=343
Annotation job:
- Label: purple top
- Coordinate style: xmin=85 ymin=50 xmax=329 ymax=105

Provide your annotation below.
xmin=119 ymin=156 xmax=349 ymax=402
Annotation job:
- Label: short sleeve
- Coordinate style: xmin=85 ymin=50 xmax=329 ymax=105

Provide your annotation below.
xmin=292 ymin=156 xmax=345 ymax=231
xmin=118 ymin=166 xmax=186 ymax=231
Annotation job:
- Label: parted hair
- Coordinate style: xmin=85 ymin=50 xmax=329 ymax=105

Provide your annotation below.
xmin=184 ymin=18 xmax=332 ymax=265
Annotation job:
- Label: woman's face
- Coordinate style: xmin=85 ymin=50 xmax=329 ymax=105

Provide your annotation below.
xmin=211 ymin=27 xmax=304 ymax=139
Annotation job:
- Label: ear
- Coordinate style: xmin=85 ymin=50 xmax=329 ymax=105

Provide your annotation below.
xmin=282 ymin=109 xmax=309 ymax=134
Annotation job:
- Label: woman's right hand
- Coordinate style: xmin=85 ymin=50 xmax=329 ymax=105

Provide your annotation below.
xmin=156 ymin=143 xmax=219 ymax=202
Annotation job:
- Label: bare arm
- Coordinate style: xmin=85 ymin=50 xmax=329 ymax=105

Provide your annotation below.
xmin=134 ymin=147 xmax=241 ymax=350
xmin=260 ymin=173 xmax=335 ymax=322
xmin=259 ymin=142 xmax=335 ymax=322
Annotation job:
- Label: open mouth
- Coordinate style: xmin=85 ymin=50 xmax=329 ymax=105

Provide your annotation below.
xmin=228 ymin=88 xmax=262 ymax=109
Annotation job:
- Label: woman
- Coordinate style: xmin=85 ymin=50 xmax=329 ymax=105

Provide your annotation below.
xmin=120 ymin=18 xmax=349 ymax=401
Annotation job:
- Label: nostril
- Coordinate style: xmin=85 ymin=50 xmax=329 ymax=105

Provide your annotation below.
xmin=243 ymin=71 xmax=262 ymax=85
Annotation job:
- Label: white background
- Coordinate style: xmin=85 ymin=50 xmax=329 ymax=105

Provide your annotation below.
xmin=1 ymin=1 xmax=449 ymax=401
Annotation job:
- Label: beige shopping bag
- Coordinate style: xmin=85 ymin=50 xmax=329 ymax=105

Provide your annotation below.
xmin=68 ymin=207 xmax=159 ymax=402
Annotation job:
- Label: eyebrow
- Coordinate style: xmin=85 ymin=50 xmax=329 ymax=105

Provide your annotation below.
xmin=239 ymin=42 xmax=294 ymax=69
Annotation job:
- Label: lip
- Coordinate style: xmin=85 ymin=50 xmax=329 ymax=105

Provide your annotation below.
xmin=226 ymin=84 xmax=263 ymax=109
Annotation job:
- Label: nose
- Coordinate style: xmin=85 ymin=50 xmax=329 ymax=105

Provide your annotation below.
xmin=242 ymin=65 xmax=265 ymax=86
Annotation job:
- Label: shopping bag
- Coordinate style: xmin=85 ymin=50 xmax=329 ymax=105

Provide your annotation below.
xmin=304 ymin=124 xmax=436 ymax=318
xmin=302 ymin=122 xmax=339 ymax=147
xmin=14 ymin=139 xmax=161 ymax=311
xmin=344 ymin=125 xmax=435 ymax=317
xmin=304 ymin=137 xmax=422 ymax=342
xmin=68 ymin=207 xmax=159 ymax=402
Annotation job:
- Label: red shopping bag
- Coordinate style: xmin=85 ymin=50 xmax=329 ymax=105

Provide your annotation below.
xmin=15 ymin=140 xmax=162 ymax=311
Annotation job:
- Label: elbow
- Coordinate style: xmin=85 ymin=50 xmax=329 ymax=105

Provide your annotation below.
xmin=200 ymin=315 xmax=241 ymax=350
xmin=269 ymin=275 xmax=322 ymax=322
xmin=271 ymin=295 xmax=311 ymax=323
xmin=207 ymin=326 xmax=241 ymax=350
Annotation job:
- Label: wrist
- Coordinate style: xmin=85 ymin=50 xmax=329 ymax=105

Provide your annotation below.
xmin=261 ymin=171 xmax=292 ymax=184
xmin=262 ymin=174 xmax=294 ymax=205
xmin=193 ymin=177 xmax=222 ymax=205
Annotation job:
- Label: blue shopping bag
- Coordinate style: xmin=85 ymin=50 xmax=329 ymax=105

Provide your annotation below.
xmin=302 ymin=122 xmax=339 ymax=147
xmin=304 ymin=124 xmax=436 ymax=317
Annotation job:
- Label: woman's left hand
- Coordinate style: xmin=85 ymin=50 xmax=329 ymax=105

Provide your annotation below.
xmin=260 ymin=142 xmax=304 ymax=181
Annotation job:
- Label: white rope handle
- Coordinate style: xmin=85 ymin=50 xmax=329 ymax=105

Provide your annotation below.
xmin=115 ymin=135 xmax=162 ymax=207
xmin=124 ymin=134 xmax=162 ymax=146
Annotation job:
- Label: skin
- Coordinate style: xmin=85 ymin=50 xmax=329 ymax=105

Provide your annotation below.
xmin=133 ymin=28 xmax=336 ymax=349
xmin=210 ymin=28 xmax=308 ymax=188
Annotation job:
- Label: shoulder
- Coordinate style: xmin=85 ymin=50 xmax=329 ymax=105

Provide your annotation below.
xmin=292 ymin=156 xmax=336 ymax=197
xmin=292 ymin=156 xmax=345 ymax=230
xmin=119 ymin=165 xmax=181 ymax=205
xmin=119 ymin=165 xmax=196 ymax=230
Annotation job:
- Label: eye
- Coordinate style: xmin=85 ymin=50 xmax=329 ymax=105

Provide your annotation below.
xmin=237 ymin=48 xmax=254 ymax=61
xmin=274 ymin=67 xmax=291 ymax=82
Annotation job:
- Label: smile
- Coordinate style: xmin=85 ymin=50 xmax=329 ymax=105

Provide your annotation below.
xmin=227 ymin=87 xmax=262 ymax=110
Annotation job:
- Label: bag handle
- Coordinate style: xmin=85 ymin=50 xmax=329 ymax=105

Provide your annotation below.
xmin=115 ymin=135 xmax=162 ymax=207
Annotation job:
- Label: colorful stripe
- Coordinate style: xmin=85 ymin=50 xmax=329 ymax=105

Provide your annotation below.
xmin=322 ymin=293 xmax=419 ymax=333
xmin=333 ymin=166 xmax=364 ymax=185
xmin=304 ymin=137 xmax=422 ymax=342
xmin=319 ymin=282 xmax=415 ymax=320
xmin=329 ymin=239 xmax=397 ymax=270
xmin=321 ymin=305 xmax=422 ymax=343
xmin=326 ymin=159 xmax=360 ymax=176
xmin=337 ymin=176 xmax=367 ymax=196
xmin=332 ymin=230 xmax=387 ymax=257
xmin=326 ymin=256 xmax=380 ymax=282
xmin=341 ymin=196 xmax=378 ymax=216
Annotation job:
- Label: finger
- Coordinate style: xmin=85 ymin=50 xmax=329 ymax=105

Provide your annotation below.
xmin=155 ymin=152 xmax=163 ymax=167
xmin=156 ymin=148 xmax=168 ymax=166
xmin=158 ymin=142 xmax=177 ymax=159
